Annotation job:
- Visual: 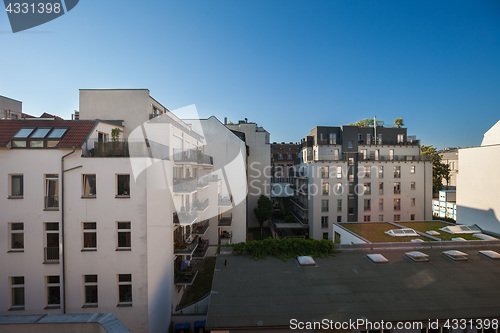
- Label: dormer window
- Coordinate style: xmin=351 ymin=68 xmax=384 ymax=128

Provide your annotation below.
xmin=11 ymin=127 xmax=67 ymax=149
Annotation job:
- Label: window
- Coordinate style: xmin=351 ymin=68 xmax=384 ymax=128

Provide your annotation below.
xmin=117 ymin=222 xmax=131 ymax=250
xmin=334 ymin=149 xmax=339 ymax=160
xmin=379 ymin=215 xmax=384 ymax=221
xmin=9 ymin=223 xmax=24 ymax=251
xmin=321 ymin=216 xmax=329 ymax=229
xmin=322 ymin=183 xmax=329 ymax=195
xmin=411 ymin=198 xmax=416 ymax=207
xmin=411 ymin=182 xmax=416 ymax=190
xmin=364 ymin=199 xmax=371 ymax=212
xmin=329 ymin=133 xmax=337 ymax=145
xmin=411 ymin=166 xmax=415 ymax=174
xmin=278 ymin=153 xmax=283 ymax=160
xmin=320 ymin=166 xmax=329 ymax=179
xmin=394 ymin=199 xmax=401 ymax=211
xmin=411 ymin=214 xmax=416 ymax=221
xmin=46 ymin=276 xmax=60 ymax=308
xmin=394 ymin=214 xmax=401 ymax=222
xmin=98 ymin=132 xmax=108 ymax=142
xmin=321 ymin=199 xmax=329 ymax=212
xmin=83 ymin=275 xmax=98 ymax=307
xmin=83 ymin=222 xmax=97 ymax=250
xmin=364 ymin=215 xmax=371 ymax=222
xmin=10 ymin=276 xmax=24 ymax=310
xmin=360 ymin=149 xmax=367 ymax=160
xmin=335 ymin=182 xmax=342 ymax=195
xmin=397 ymin=134 xmax=404 ymax=143
xmin=9 ymin=174 xmax=23 ymax=198
xmin=44 ymin=174 xmax=59 ymax=210
xmin=394 ymin=166 xmax=401 ymax=178
xmin=394 ymin=182 xmax=401 ymax=194
xmin=348 ymin=157 xmax=354 ymax=165
xmin=364 ymin=166 xmax=370 ymax=178
xmin=82 ymin=174 xmax=96 ymax=198
xmin=337 ymin=216 xmax=341 ymax=222
xmin=336 ymin=166 xmax=342 ymax=179
xmin=374 ymin=149 xmax=379 ymax=160
xmin=337 ymin=199 xmax=342 ymax=212
xmin=116 ymin=174 xmax=130 ymax=197
xmin=377 ymin=134 xmax=382 ymax=144
xmin=379 ymin=198 xmax=384 ymax=211
xmin=378 ymin=166 xmax=383 ymax=178
xmin=118 ymin=274 xmax=132 ymax=306
xmin=347 ymin=141 xmax=353 ymax=148
xmin=364 ymin=183 xmax=371 ymax=195
xmin=323 ymin=233 xmax=329 ymax=240
xmin=389 ymin=149 xmax=394 ymax=160
xmin=366 ymin=134 xmax=372 ymax=145
xmin=379 ymin=182 xmax=383 ymax=195
xmin=44 ymin=223 xmax=59 ymax=263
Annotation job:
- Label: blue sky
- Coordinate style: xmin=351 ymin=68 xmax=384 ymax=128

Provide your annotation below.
xmin=1 ymin=0 xmax=499 ymax=149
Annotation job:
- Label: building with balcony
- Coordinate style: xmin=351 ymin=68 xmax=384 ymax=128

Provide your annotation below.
xmin=432 ymin=190 xmax=457 ymax=220
xmin=0 ymin=89 xmax=247 ymax=333
xmin=439 ymin=147 xmax=458 ymax=189
xmin=457 ymin=120 xmax=500 ymax=234
xmin=292 ymin=124 xmax=433 ymax=240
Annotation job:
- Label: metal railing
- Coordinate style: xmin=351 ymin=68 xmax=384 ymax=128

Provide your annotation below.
xmin=290 ymin=209 xmax=308 ymax=224
xmin=193 ymin=199 xmax=209 ymax=212
xmin=192 ymin=220 xmax=209 ymax=235
xmin=218 ymin=214 xmax=232 ymax=227
xmin=290 ymin=197 xmax=308 ymax=210
xmin=174 ymin=241 xmax=199 ymax=255
xmin=173 ymin=148 xmax=214 ymax=165
xmin=192 ymin=240 xmax=209 ymax=259
xmin=44 ymin=247 xmax=59 ymax=262
xmin=173 ymin=180 xmax=198 ymax=193
xmin=218 ymin=197 xmax=232 ymax=206
xmin=177 ymin=211 xmax=198 ymax=225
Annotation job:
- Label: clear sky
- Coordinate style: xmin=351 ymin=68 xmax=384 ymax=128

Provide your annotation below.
xmin=1 ymin=0 xmax=499 ymax=149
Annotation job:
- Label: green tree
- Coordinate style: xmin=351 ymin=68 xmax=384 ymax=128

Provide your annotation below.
xmin=111 ymin=128 xmax=123 ymax=142
xmin=421 ymin=145 xmax=450 ymax=195
xmin=349 ymin=118 xmax=385 ymax=127
xmin=254 ymin=195 xmax=273 ymax=236
xmin=394 ymin=118 xmax=404 ymax=128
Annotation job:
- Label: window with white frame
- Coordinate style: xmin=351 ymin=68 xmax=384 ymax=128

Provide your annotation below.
xmin=394 ymin=166 xmax=401 ymax=178
xmin=366 ymin=134 xmax=372 ymax=145
xmin=394 ymin=198 xmax=401 ymax=211
xmin=379 ymin=182 xmax=383 ymax=195
xmin=389 ymin=149 xmax=394 ymax=160
xmin=337 ymin=199 xmax=342 ymax=212
xmin=116 ymin=174 xmax=130 ymax=197
xmin=379 ymin=214 xmax=384 ymax=221
xmin=411 ymin=198 xmax=416 ymax=207
xmin=335 ymin=182 xmax=342 ymax=195
xmin=321 ymin=216 xmax=328 ymax=229
xmin=364 ymin=166 xmax=370 ymax=178
xmin=364 ymin=215 xmax=371 ymax=222
xmin=10 ymin=276 xmax=24 ymax=310
xmin=411 ymin=182 xmax=416 ymax=190
xmin=83 ymin=275 xmax=98 ymax=307
xmin=360 ymin=149 xmax=367 ymax=160
xmin=321 ymin=199 xmax=329 ymax=212
xmin=44 ymin=222 xmax=59 ymax=263
xmin=337 ymin=166 xmax=342 ymax=179
xmin=394 ymin=214 xmax=401 ymax=222
xmin=322 ymin=183 xmax=329 ymax=195
xmin=82 ymin=222 xmax=97 ymax=250
xmin=377 ymin=134 xmax=382 ymax=144
xmin=117 ymin=274 xmax=132 ymax=306
xmin=329 ymin=133 xmax=336 ymax=145
xmin=364 ymin=183 xmax=371 ymax=195
xmin=9 ymin=174 xmax=23 ymax=198
xmin=364 ymin=199 xmax=371 ymax=211
xmin=378 ymin=166 xmax=384 ymax=178
xmin=379 ymin=198 xmax=384 ymax=211
xmin=82 ymin=174 xmax=97 ymax=198
xmin=46 ymin=276 xmax=60 ymax=308
xmin=394 ymin=182 xmax=401 ymax=194
xmin=44 ymin=174 xmax=59 ymax=210
xmin=9 ymin=223 xmax=24 ymax=251
xmin=320 ymin=166 xmax=329 ymax=179
xmin=117 ymin=222 xmax=131 ymax=250
xmin=411 ymin=165 xmax=415 ymax=174
xmin=397 ymin=134 xmax=404 ymax=143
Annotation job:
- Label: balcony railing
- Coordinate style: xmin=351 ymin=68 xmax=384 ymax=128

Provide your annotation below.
xmin=177 ymin=211 xmax=198 ymax=225
xmin=83 ymin=139 xmax=170 ymax=159
xmin=193 ymin=199 xmax=209 ymax=212
xmin=173 ymin=148 xmax=214 ymax=165
xmin=218 ymin=197 xmax=232 ymax=207
xmin=174 ymin=241 xmax=199 ymax=255
xmin=290 ymin=209 xmax=308 ymax=225
xmin=173 ymin=180 xmax=198 ymax=193
xmin=290 ymin=197 xmax=308 ymax=210
xmin=192 ymin=240 xmax=209 ymax=259
xmin=192 ymin=220 xmax=209 ymax=235
xmin=174 ymin=261 xmax=199 ymax=285
xmin=218 ymin=214 xmax=232 ymax=227
xmin=44 ymin=195 xmax=59 ymax=210
xmin=44 ymin=247 xmax=59 ymax=263
xmin=358 ymin=154 xmax=431 ymax=162
xmin=197 ymin=178 xmax=209 ymax=188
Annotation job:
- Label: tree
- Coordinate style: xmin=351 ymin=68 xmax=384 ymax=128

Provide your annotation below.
xmin=394 ymin=118 xmax=404 ymax=128
xmin=111 ymin=128 xmax=123 ymax=142
xmin=421 ymin=145 xmax=450 ymax=195
xmin=254 ymin=195 xmax=273 ymax=236
xmin=348 ymin=118 xmax=385 ymax=127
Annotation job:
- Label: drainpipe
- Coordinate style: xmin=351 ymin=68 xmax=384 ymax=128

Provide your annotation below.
xmin=61 ymin=147 xmax=76 ymax=314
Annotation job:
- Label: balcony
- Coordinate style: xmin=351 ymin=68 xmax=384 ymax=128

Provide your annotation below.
xmin=218 ymin=197 xmax=232 ymax=207
xmin=290 ymin=197 xmax=308 ymax=210
xmin=177 ymin=211 xmax=198 ymax=225
xmin=197 ymin=178 xmax=209 ymax=189
xmin=358 ymin=154 xmax=431 ymax=162
xmin=83 ymin=139 xmax=169 ymax=159
xmin=175 ymin=261 xmax=198 ymax=286
xmin=44 ymin=247 xmax=59 ymax=263
xmin=44 ymin=195 xmax=59 ymax=210
xmin=290 ymin=209 xmax=308 ymax=225
xmin=173 ymin=148 xmax=214 ymax=166
xmin=174 ymin=240 xmax=199 ymax=255
xmin=192 ymin=220 xmax=209 ymax=235
xmin=173 ymin=179 xmax=198 ymax=194
xmin=192 ymin=240 xmax=209 ymax=259
xmin=294 ymin=185 xmax=308 ymax=196
xmin=218 ymin=214 xmax=232 ymax=227
xmin=193 ymin=199 xmax=209 ymax=212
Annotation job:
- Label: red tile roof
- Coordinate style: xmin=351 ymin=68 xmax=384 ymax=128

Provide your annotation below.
xmin=0 ymin=120 xmax=97 ymax=148
xmin=40 ymin=112 xmax=64 ymax=120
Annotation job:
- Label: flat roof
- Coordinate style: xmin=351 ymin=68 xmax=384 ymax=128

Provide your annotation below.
xmin=206 ymin=245 xmax=500 ymax=330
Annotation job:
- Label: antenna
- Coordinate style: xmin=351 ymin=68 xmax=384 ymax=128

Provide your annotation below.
xmin=374 ymin=115 xmax=377 ymax=145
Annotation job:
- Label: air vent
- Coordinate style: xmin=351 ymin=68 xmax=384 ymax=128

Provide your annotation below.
xmin=451 ymin=237 xmax=467 ymax=242
xmin=411 ymin=239 xmax=424 ymax=243
xmin=405 ymin=251 xmax=429 ymax=262
xmin=384 ymin=228 xmax=419 ymax=237
xmin=426 ymin=230 xmax=440 ymax=236
xmin=442 ymin=250 xmax=468 ymax=261
xmin=479 ymin=250 xmax=500 ymax=260
xmin=297 ymin=256 xmax=316 ymax=266
xmin=366 ymin=254 xmax=389 ymax=263
xmin=473 ymin=234 xmax=497 ymax=241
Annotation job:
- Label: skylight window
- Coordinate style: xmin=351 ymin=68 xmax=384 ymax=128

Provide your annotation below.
xmin=479 ymin=250 xmax=500 ymax=260
xmin=385 ymin=228 xmax=419 ymax=237
xmin=366 ymin=253 xmax=389 ymax=263
xmin=473 ymin=234 xmax=497 ymax=241
xmin=440 ymin=225 xmax=481 ymax=234
xmin=442 ymin=250 xmax=468 ymax=261
xmin=13 ymin=128 xmax=35 ymax=138
xmin=426 ymin=230 xmax=440 ymax=236
xmin=405 ymin=251 xmax=429 ymax=262
xmin=31 ymin=128 xmax=51 ymax=138
xmin=297 ymin=256 xmax=316 ymax=266
xmin=451 ymin=237 xmax=467 ymax=242
xmin=47 ymin=128 xmax=67 ymax=138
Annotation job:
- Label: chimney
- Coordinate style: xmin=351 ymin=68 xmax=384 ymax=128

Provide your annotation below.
xmin=224 ymin=117 xmax=227 ymax=125
xmin=245 ymin=118 xmax=248 ymax=123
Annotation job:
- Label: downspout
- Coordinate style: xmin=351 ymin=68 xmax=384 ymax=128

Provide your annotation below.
xmin=61 ymin=147 xmax=76 ymax=314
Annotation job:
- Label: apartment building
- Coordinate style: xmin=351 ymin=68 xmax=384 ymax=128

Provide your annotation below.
xmin=1 ymin=90 xmax=246 ymax=333
xmin=291 ymin=125 xmax=432 ymax=240
xmin=225 ymin=119 xmax=271 ymax=229
xmin=0 ymin=95 xmax=22 ymax=119
xmin=432 ymin=190 xmax=457 ymax=220
xmin=439 ymin=147 xmax=458 ymax=189
xmin=457 ymin=120 xmax=500 ymax=234
xmin=271 ymin=142 xmax=300 ymax=183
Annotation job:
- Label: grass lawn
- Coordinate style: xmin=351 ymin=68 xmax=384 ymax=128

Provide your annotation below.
xmin=178 ymin=257 xmax=216 ymax=307
xmin=248 ymin=227 xmax=273 ymax=241
xmin=341 ymin=222 xmax=431 ymax=243
xmin=399 ymin=221 xmax=496 ymax=241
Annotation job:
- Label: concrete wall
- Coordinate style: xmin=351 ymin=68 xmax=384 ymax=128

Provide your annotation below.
xmin=332 ymin=223 xmax=369 ymax=245
xmin=0 ymin=95 xmax=22 ymax=119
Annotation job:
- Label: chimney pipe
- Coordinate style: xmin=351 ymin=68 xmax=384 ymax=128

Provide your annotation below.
xmin=224 ymin=117 xmax=227 ymax=125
